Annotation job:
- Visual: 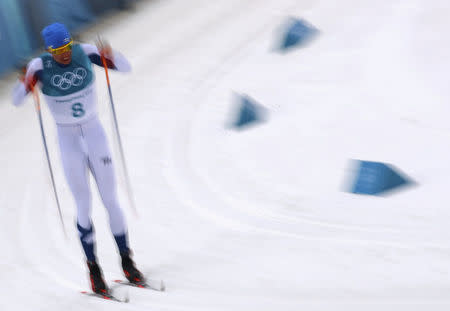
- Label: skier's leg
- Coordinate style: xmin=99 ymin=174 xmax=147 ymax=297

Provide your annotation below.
xmin=82 ymin=118 xmax=129 ymax=252
xmin=56 ymin=124 xmax=96 ymax=261
xmin=83 ymin=118 xmax=145 ymax=284
xmin=57 ymin=123 xmax=108 ymax=292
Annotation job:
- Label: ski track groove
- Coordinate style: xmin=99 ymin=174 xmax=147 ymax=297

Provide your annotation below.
xmin=3 ymin=0 xmax=450 ymax=309
xmin=162 ymin=0 xmax=450 ymax=252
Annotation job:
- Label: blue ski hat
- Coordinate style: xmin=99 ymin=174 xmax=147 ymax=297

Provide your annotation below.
xmin=41 ymin=23 xmax=71 ymax=50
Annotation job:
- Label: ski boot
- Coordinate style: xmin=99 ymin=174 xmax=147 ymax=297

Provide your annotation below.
xmin=87 ymin=260 xmax=108 ymax=294
xmin=121 ymin=252 xmax=145 ymax=285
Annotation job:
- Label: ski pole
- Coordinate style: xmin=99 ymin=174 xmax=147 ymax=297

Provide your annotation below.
xmin=99 ymin=43 xmax=138 ymax=217
xmin=31 ymin=86 xmax=67 ymax=238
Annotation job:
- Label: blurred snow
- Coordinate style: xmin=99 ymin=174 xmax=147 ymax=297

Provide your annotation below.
xmin=1 ymin=0 xmax=450 ymax=310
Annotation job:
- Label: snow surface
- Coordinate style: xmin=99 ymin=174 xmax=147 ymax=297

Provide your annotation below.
xmin=1 ymin=0 xmax=450 ymax=310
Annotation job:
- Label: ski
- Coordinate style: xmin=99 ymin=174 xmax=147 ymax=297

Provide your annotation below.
xmin=113 ymin=278 xmax=166 ymax=291
xmin=81 ymin=290 xmax=129 ymax=303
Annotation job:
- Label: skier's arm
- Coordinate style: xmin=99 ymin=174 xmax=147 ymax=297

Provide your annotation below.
xmin=81 ymin=43 xmax=131 ymax=72
xmin=12 ymin=58 xmax=42 ymax=107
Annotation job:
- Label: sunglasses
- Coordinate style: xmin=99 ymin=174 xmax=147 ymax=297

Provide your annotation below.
xmin=48 ymin=40 xmax=73 ymax=55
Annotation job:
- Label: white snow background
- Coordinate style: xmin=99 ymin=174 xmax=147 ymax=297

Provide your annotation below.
xmin=1 ymin=0 xmax=450 ymax=310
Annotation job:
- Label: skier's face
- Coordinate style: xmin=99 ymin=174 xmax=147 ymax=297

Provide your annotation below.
xmin=53 ymin=50 xmax=72 ymax=65
xmin=49 ymin=41 xmax=73 ymax=65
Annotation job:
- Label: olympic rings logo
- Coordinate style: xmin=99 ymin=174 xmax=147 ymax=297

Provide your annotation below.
xmin=51 ymin=68 xmax=87 ymax=90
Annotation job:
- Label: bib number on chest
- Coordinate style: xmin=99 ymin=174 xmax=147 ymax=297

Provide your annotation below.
xmin=72 ymin=103 xmax=85 ymax=118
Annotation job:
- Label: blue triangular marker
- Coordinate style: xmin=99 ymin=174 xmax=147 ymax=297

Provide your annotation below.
xmin=280 ymin=18 xmax=318 ymax=51
xmin=232 ymin=94 xmax=267 ymax=129
xmin=351 ymin=160 xmax=412 ymax=195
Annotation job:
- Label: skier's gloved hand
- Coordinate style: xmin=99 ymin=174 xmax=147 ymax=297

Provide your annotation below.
xmin=96 ymin=38 xmax=113 ymax=61
xmin=92 ymin=38 xmax=130 ymax=72
xmin=18 ymin=66 xmax=37 ymax=92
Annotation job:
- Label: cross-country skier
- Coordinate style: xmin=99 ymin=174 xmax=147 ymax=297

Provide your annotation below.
xmin=12 ymin=23 xmax=144 ymax=295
